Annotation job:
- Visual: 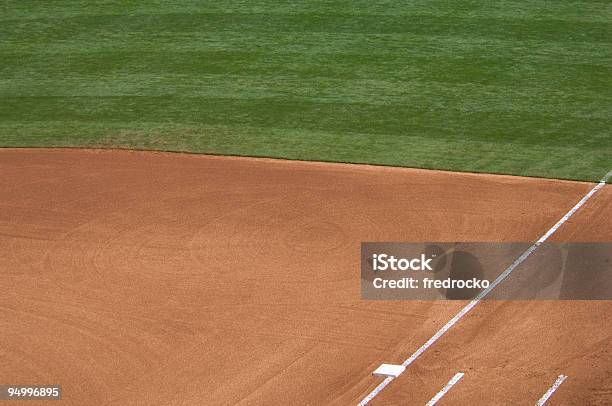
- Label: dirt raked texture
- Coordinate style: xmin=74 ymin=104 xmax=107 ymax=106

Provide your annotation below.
xmin=1 ymin=149 xmax=609 ymax=405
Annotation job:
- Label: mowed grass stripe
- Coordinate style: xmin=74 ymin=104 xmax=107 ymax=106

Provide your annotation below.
xmin=0 ymin=121 xmax=607 ymax=182
xmin=0 ymin=81 xmax=609 ymax=123
xmin=0 ymin=1 xmax=610 ymax=181
xmin=2 ymin=1 xmax=611 ymax=22
xmin=2 ymin=97 xmax=608 ymax=151
xmin=1 ymin=51 xmax=610 ymax=87
xmin=2 ymin=13 xmax=610 ymax=41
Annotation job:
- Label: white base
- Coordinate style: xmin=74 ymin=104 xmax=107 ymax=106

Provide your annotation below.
xmin=372 ymin=363 xmax=406 ymax=378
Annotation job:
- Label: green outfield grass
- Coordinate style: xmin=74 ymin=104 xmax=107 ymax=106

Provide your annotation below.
xmin=1 ymin=1 xmax=610 ymax=181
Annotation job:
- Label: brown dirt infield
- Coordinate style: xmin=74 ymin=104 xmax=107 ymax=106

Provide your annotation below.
xmin=0 ymin=148 xmax=609 ymax=405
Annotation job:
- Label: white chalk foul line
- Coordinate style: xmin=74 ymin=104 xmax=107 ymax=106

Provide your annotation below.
xmin=536 ymin=375 xmax=568 ymax=405
xmin=358 ymin=171 xmax=610 ymax=406
xmin=425 ymin=372 xmax=465 ymax=406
